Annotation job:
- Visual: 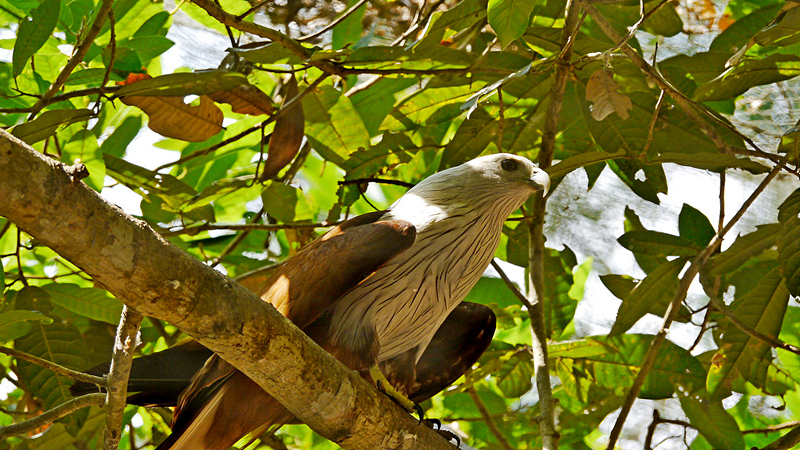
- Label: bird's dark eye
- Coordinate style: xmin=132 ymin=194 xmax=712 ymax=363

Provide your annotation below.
xmin=501 ymin=159 xmax=518 ymax=172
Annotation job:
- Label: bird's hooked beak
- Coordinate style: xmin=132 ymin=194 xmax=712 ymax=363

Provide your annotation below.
xmin=529 ymin=168 xmax=551 ymax=196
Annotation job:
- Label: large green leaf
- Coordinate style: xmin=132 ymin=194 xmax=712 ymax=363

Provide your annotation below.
xmin=341 ymin=133 xmax=418 ymax=179
xmin=10 ymin=109 xmax=94 ymax=145
xmin=649 ymin=152 xmax=769 ymax=174
xmin=678 ymin=389 xmax=745 ymax=450
xmin=609 ymin=257 xmax=688 ymax=337
xmin=15 ymin=319 xmax=89 ymax=410
xmin=381 ymin=83 xmax=475 ymax=132
xmin=705 ymin=224 xmax=780 ymax=277
xmin=488 ymin=0 xmax=538 ymax=48
xmin=302 ymin=85 xmax=370 ymax=167
xmin=42 ymin=284 xmax=122 ymax=325
xmin=549 ymin=334 xmax=706 ymax=399
xmin=0 ymin=310 xmax=53 ymax=341
xmin=710 ymin=3 xmax=783 ymax=54
xmin=707 ymin=268 xmax=789 ymax=400
xmin=12 ymin=0 xmax=60 ymax=77
xmin=756 ymin=7 xmax=800 ymax=47
xmin=115 ymin=71 xmax=248 ymax=98
xmin=618 ymin=230 xmax=701 ymax=257
xmin=678 ymin=203 xmax=716 ymax=248
xmin=694 ymin=54 xmax=800 ymax=102
xmin=439 ymin=109 xmax=498 ymax=169
xmin=105 ymin=154 xmax=198 ymax=210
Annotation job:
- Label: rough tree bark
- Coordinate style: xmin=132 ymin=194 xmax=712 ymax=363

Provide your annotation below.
xmin=0 ymin=130 xmax=453 ymax=450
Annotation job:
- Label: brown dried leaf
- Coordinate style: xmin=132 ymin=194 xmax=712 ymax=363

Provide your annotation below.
xmin=261 ymin=76 xmax=305 ymax=180
xmin=121 ymin=95 xmax=223 ymax=142
xmin=208 ymin=83 xmax=276 ymax=116
xmin=586 ymin=69 xmax=633 ymax=121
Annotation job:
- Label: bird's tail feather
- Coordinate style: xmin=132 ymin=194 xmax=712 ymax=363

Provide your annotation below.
xmin=155 ymin=371 xmax=294 ymax=450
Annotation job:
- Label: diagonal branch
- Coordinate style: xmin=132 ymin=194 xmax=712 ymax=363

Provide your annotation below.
xmin=0 ymin=346 xmax=106 ymax=387
xmin=0 ymin=393 xmax=106 ymax=439
xmin=0 ymin=129 xmax=454 ymax=450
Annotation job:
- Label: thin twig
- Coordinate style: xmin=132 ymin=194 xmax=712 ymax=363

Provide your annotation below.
xmin=299 ymin=0 xmax=369 ymax=42
xmin=161 ymin=221 xmax=339 ymax=237
xmin=641 ymin=89 xmax=665 ymax=156
xmin=0 ymin=393 xmax=106 ymax=439
xmin=467 ymin=387 xmax=514 ymax=450
xmin=760 ymin=425 xmax=800 ymax=450
xmin=29 ymin=0 xmax=115 ymax=116
xmin=103 ymin=306 xmax=143 ymax=450
xmin=338 ymin=178 xmax=416 ymax=189
xmin=490 ymin=259 xmax=533 ymax=310
xmin=605 ymin=154 xmax=789 ymax=449
xmin=0 ymin=347 xmax=106 ymax=387
xmin=744 ymin=421 xmax=800 ymax=435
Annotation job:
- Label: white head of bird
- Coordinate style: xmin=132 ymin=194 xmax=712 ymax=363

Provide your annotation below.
xmin=386 ymin=153 xmax=551 ymax=231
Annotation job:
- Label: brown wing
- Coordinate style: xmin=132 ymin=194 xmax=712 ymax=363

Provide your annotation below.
xmin=154 ymin=212 xmax=415 ymax=450
xmin=379 ymin=302 xmax=496 ymax=404
xmin=260 ymin=211 xmax=416 ymax=329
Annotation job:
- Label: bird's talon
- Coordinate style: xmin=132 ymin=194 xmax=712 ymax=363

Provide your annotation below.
xmin=423 ymin=418 xmax=441 ymax=430
xmin=413 ymin=403 xmax=424 ymax=422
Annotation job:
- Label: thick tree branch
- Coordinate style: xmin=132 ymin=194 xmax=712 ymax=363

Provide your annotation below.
xmin=0 ymin=130 xmax=453 ymax=450
xmin=103 ymin=305 xmax=143 ymax=450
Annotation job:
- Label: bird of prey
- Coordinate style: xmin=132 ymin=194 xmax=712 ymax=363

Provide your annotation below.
xmin=74 ymin=153 xmax=549 ymax=450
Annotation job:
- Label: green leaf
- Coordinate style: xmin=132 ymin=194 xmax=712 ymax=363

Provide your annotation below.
xmin=104 ymin=154 xmax=197 ymax=210
xmin=115 ymin=71 xmax=248 ymax=98
xmin=229 ymin=43 xmax=304 ymax=65
xmin=678 ymin=203 xmax=716 ymax=247
xmin=262 ymin=182 xmax=305 ymax=223
xmin=133 ymin=10 xmax=170 ymax=37
xmin=439 ymin=109 xmax=498 ymax=169
xmin=707 ymin=269 xmax=789 ymax=400
xmin=462 ymin=277 xmax=520 ymax=309
xmin=609 ymin=257 xmax=687 ymax=337
xmin=779 ymin=213 xmax=800 ymax=296
xmin=649 ymin=152 xmax=770 ymax=174
xmin=756 ymin=7 xmax=800 ymax=47
xmin=694 ymin=54 xmax=800 ymax=102
xmin=618 ymin=230 xmax=701 ymax=257
xmin=42 ymin=284 xmax=122 ymax=325
xmin=678 ymin=389 xmax=745 ymax=450
xmin=341 ymin=132 xmax=418 ymax=179
xmin=15 ymin=320 xmax=89 ymax=409
xmin=12 ymin=0 xmax=60 ymax=77
xmin=547 ymin=151 xmax=624 ymax=180
xmin=381 ymin=83 xmax=476 ymax=132
xmin=549 ymin=335 xmax=706 ymax=399
xmin=0 ymin=310 xmax=53 ymax=341
xmin=414 ymin=0 xmax=487 ymax=52
xmin=543 ymin=247 xmax=580 ymax=339
xmin=10 ymin=109 xmax=94 ymax=145
xmin=119 ymin=35 xmax=175 ymax=63
xmin=100 ymin=115 xmax=142 ymax=159
xmin=488 ymin=0 xmax=538 ymax=49
xmin=350 ymin=77 xmax=417 ymax=136
xmin=705 ymin=224 xmax=780 ymax=277
xmin=64 ymin=68 xmax=109 ymax=86
xmin=302 ymin=85 xmax=370 ymax=167
xmin=331 ymin=0 xmax=366 ymax=50
xmin=607 ymin=159 xmax=667 ymax=205
xmin=710 ymin=3 xmax=783 ymax=54
xmin=496 ymin=351 xmax=534 ymax=397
